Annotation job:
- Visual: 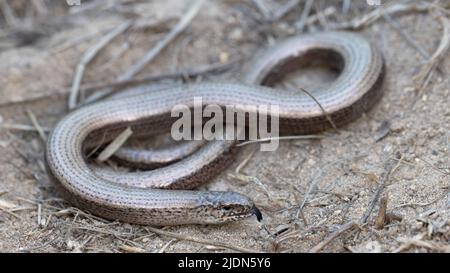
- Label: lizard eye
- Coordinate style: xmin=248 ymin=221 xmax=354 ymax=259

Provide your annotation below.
xmin=223 ymin=206 xmax=232 ymax=211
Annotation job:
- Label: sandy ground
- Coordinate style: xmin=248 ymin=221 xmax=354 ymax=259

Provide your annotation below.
xmin=0 ymin=0 xmax=449 ymax=253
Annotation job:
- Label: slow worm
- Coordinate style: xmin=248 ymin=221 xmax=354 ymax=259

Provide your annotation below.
xmin=45 ymin=32 xmax=384 ymax=225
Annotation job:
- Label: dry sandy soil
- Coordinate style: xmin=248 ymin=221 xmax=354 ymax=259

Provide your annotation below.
xmin=0 ymin=0 xmax=449 ymax=253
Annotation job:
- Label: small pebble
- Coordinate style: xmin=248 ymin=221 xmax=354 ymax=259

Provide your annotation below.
xmin=228 ymin=28 xmax=243 ymax=42
xmin=219 ymin=52 xmax=229 ymax=63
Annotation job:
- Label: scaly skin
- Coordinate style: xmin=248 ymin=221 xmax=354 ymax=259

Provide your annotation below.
xmin=45 ymin=32 xmax=384 ymax=225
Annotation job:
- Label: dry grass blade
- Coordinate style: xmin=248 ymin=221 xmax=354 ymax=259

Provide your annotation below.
xmin=251 ymin=0 xmax=272 ymax=19
xmin=296 ymin=5 xmax=336 ymax=32
xmin=0 ymin=199 xmax=16 ymax=210
xmin=51 ymin=28 xmax=111 ymax=54
xmin=299 ymin=87 xmax=338 ymax=132
xmin=26 ymin=109 xmax=47 ymax=142
xmin=295 ymin=0 xmax=313 ymax=32
xmin=84 ymin=0 xmax=206 ymax=104
xmin=0 ymin=198 xmax=21 ymax=219
xmin=282 ymin=82 xmax=338 ymax=132
xmin=31 ymin=0 xmax=48 ymax=15
xmin=334 ymin=2 xmax=433 ymax=30
xmin=96 ymin=127 xmax=133 ymax=163
xmin=0 ymin=122 xmax=50 ymax=132
xmin=236 ymin=135 xmax=324 ymax=147
xmin=157 ymin=239 xmax=176 ymax=253
xmin=0 ymin=0 xmax=18 ymax=27
xmin=146 ymin=226 xmax=262 ymax=253
xmin=272 ymin=0 xmax=300 ymax=21
xmin=312 ymin=0 xmax=330 ymax=30
xmin=68 ymin=21 xmax=132 ymax=109
xmin=382 ymin=13 xmax=431 ymax=59
xmin=413 ymin=14 xmax=450 ymax=91
xmin=119 ymin=244 xmax=146 ymax=253
xmin=122 ymin=0 xmax=205 ymax=77
xmin=0 ymin=207 xmax=22 ymax=219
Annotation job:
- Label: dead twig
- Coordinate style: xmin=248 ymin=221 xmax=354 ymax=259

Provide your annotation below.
xmin=295 ymin=0 xmax=314 ymax=32
xmin=26 ymin=109 xmax=47 ymax=142
xmin=382 ymin=13 xmax=431 ymax=60
xmin=157 ymin=239 xmax=177 ymax=253
xmin=68 ymin=21 xmax=133 ymax=109
xmin=81 ymin=59 xmax=240 ymax=96
xmin=37 ymin=203 xmax=42 ymax=227
xmin=120 ymin=0 xmax=203 ymax=77
xmin=312 ymin=0 xmax=330 ymax=30
xmin=309 ymin=221 xmax=358 ymax=253
xmin=119 ymin=244 xmax=147 ymax=253
xmin=51 ymin=27 xmax=111 ymax=54
xmin=84 ymin=0 xmax=206 ymax=104
xmin=413 ymin=14 xmax=450 ymax=92
xmin=272 ymin=0 xmax=300 ymax=21
xmin=251 ymin=0 xmax=272 ymax=19
xmin=299 ymin=87 xmax=338 ymax=132
xmin=0 ymin=199 xmax=22 ymax=219
xmin=0 ymin=122 xmax=50 ymax=132
xmin=296 ymin=5 xmax=336 ymax=32
xmin=236 ymin=135 xmax=324 ymax=147
xmin=31 ymin=0 xmax=48 ymax=15
xmin=0 ymin=207 xmax=22 ymax=219
xmin=360 ymin=152 xmax=402 ymax=224
xmin=283 ymin=83 xmax=338 ymax=132
xmin=333 ymin=2 xmax=434 ymax=30
xmin=0 ymin=0 xmax=18 ymax=27
xmin=228 ymin=149 xmax=274 ymax=201
xmin=374 ymin=194 xmax=388 ymax=229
